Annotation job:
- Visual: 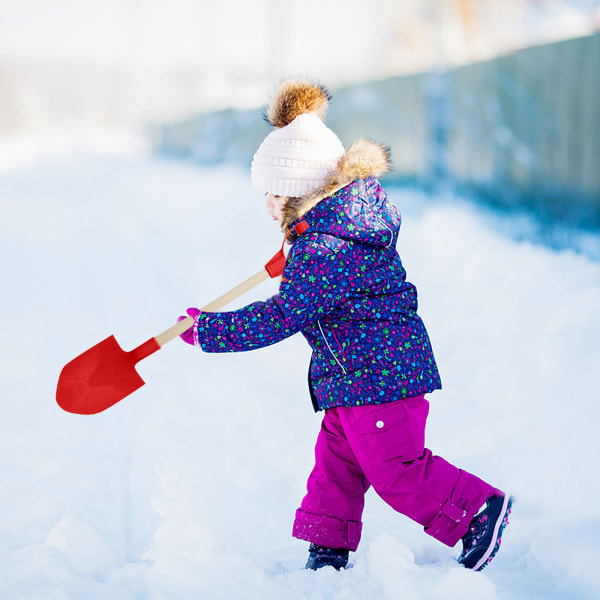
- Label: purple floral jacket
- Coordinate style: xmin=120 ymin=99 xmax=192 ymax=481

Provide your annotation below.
xmin=195 ymin=176 xmax=442 ymax=411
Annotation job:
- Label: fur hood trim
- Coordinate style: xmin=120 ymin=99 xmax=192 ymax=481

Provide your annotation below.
xmin=281 ymin=138 xmax=392 ymax=234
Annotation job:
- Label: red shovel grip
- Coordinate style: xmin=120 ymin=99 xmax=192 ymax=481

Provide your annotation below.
xmin=264 ymin=220 xmax=309 ymax=278
xmin=265 ymin=250 xmax=286 ymax=278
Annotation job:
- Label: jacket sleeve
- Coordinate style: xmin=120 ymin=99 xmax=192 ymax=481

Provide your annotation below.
xmin=195 ymin=234 xmax=353 ymax=353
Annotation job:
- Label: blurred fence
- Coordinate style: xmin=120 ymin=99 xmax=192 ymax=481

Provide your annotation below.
xmin=155 ymin=33 xmax=600 ymax=228
xmin=443 ymin=33 xmax=600 ymax=227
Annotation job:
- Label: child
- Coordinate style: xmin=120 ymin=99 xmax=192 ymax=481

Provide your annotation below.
xmin=179 ymin=80 xmax=511 ymax=572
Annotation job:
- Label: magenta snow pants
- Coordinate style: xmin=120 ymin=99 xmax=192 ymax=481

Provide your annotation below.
xmin=292 ymin=395 xmax=503 ymax=551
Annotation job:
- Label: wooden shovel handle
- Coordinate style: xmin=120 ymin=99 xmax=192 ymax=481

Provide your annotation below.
xmin=154 ymin=268 xmax=271 ymax=347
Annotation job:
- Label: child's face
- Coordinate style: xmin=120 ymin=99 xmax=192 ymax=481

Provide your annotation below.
xmin=265 ymin=193 xmax=286 ymax=223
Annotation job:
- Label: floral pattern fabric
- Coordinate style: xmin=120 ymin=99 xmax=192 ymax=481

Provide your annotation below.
xmin=195 ymin=177 xmax=442 ymax=411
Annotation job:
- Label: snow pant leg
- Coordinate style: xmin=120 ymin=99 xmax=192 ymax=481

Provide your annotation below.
xmin=293 ymin=407 xmax=370 ymax=551
xmin=338 ymin=395 xmax=504 ymax=547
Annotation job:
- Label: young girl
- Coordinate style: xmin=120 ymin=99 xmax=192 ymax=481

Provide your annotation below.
xmin=179 ymin=80 xmax=511 ymax=572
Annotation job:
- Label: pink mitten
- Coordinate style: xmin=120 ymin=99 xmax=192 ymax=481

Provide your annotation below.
xmin=177 ymin=307 xmax=202 ymax=346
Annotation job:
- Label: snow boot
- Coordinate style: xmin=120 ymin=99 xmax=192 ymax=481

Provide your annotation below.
xmin=305 ymin=543 xmax=349 ymax=570
xmin=457 ymin=494 xmax=513 ymax=571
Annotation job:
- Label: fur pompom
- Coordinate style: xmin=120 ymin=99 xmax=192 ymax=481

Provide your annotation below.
xmin=266 ymin=80 xmax=331 ymax=128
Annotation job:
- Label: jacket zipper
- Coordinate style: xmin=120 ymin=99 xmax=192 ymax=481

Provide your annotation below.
xmin=317 ymin=320 xmax=348 ymax=375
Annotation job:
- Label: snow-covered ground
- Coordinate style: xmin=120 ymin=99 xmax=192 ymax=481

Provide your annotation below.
xmin=1 ymin=148 xmax=599 ymax=600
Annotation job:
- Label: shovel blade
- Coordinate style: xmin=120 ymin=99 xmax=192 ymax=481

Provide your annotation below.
xmin=56 ymin=335 xmax=159 ymax=415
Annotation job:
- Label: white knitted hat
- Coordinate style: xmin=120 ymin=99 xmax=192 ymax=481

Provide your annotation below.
xmin=251 ymin=80 xmax=345 ymax=198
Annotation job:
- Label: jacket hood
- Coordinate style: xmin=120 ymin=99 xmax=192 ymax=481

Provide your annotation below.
xmin=280 ymin=138 xmax=392 ymax=235
xmin=281 ymin=139 xmax=397 ymax=247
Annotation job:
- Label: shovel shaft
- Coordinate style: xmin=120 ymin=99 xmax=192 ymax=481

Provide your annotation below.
xmin=200 ymin=268 xmax=270 ymax=312
xmin=154 ymin=268 xmax=270 ymax=347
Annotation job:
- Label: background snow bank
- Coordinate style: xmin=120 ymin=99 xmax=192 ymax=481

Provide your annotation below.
xmin=0 ymin=152 xmax=599 ymax=599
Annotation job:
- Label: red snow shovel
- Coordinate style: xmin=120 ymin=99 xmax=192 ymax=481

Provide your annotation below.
xmin=56 ymin=222 xmax=308 ymax=415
